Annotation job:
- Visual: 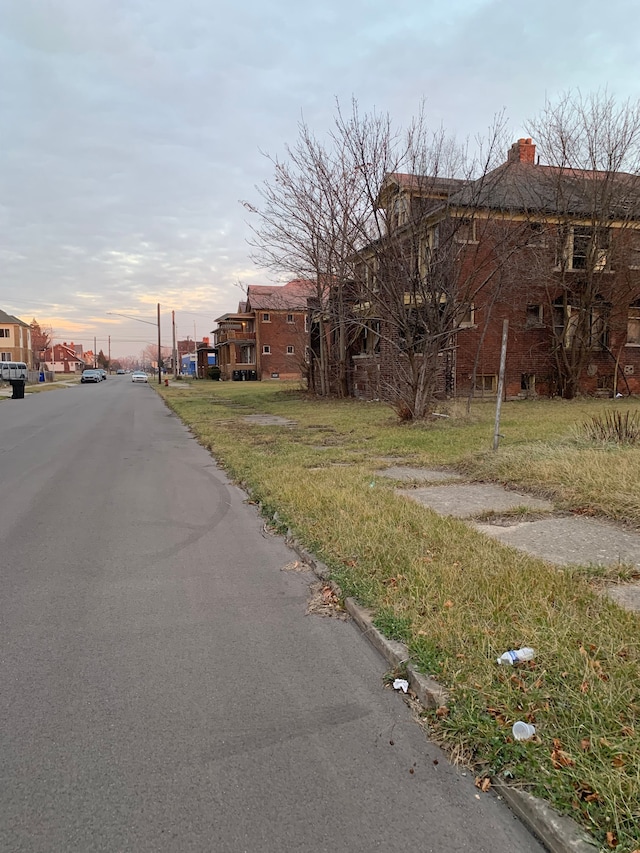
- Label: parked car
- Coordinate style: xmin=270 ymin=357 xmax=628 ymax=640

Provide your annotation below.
xmin=81 ymin=369 xmax=102 ymax=384
xmin=98 ymin=369 xmax=107 ymax=380
xmin=131 ymin=371 xmax=148 ymax=383
xmin=116 ymin=369 xmax=126 ymax=374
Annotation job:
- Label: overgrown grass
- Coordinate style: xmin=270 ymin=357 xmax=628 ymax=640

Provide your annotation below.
xmin=160 ymin=382 xmax=640 ymax=851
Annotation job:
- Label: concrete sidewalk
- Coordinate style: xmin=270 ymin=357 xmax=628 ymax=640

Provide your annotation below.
xmin=380 ymin=468 xmax=640 ymax=613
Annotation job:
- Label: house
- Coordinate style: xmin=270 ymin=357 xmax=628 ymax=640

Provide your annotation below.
xmin=0 ymin=310 xmax=32 ymax=366
xmin=42 ymin=343 xmax=86 ymax=374
xmin=213 ymin=280 xmax=314 ymax=381
xmin=343 ymin=138 xmax=640 ymax=405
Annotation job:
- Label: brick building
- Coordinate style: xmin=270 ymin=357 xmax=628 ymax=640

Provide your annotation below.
xmin=344 ymin=138 xmax=640 ymax=404
xmin=213 ymin=280 xmax=314 ymax=381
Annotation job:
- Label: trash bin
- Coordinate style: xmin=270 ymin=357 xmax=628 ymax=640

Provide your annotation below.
xmin=10 ymin=379 xmax=25 ymax=399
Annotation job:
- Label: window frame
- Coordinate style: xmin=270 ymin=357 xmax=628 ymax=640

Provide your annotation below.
xmin=262 ymin=313 xmax=271 ymax=323
xmin=262 ymin=344 xmax=271 ymax=355
xmin=286 ymin=345 xmax=295 ymax=355
xmin=473 ymin=374 xmax=498 ymax=394
xmin=454 ymin=217 xmax=477 ymax=245
xmin=627 ymin=300 xmax=640 ymax=346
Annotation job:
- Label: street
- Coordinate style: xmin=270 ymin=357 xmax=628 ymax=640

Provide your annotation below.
xmin=0 ymin=379 xmax=544 ymax=852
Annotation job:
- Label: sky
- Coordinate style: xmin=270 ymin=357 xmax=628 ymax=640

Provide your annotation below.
xmin=2 ymin=0 xmax=640 ymax=358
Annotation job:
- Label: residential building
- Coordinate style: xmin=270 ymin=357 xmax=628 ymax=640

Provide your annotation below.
xmin=344 ymin=138 xmax=640 ymax=403
xmin=42 ymin=343 xmax=86 ymax=374
xmin=213 ymin=280 xmax=314 ymax=381
xmin=0 ymin=310 xmax=32 ymax=366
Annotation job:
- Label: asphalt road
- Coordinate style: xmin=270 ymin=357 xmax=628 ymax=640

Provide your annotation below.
xmin=0 ymin=378 xmax=544 ymax=852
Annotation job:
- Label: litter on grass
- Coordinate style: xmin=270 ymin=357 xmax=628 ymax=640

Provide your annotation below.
xmin=393 ymin=678 xmax=409 ymax=693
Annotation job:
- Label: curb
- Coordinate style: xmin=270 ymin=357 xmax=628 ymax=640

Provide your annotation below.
xmin=287 ymin=534 xmax=600 ymax=853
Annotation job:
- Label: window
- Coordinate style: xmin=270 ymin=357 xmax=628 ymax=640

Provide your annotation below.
xmin=286 ymin=314 xmax=294 ymax=324
xmin=262 ymin=313 xmax=270 ymax=322
xmin=304 ymin=314 xmax=309 ymax=333
xmin=473 ymin=374 xmax=497 ymax=394
xmin=526 ymin=304 xmax=544 ymax=328
xmin=286 ymin=345 xmax=295 ymax=355
xmin=359 ymin=320 xmax=381 ymax=355
xmin=262 ymin=345 xmax=271 ymax=354
xmin=558 ymin=226 xmax=609 ymax=271
xmin=418 ymin=226 xmax=439 ymax=280
xmin=1 ymin=352 xmax=11 ymax=361
xmin=521 ymin=373 xmax=536 ymax=393
xmin=627 ymin=301 xmax=640 ymax=345
xmin=391 ymin=194 xmax=409 ymax=228
xmin=589 ymin=301 xmax=609 ymax=350
xmin=458 ymin=303 xmax=475 ymax=326
xmin=0 ymin=329 xmax=10 ymax=338
xmin=455 ymin=218 xmax=476 ymax=244
xmin=552 ymin=297 xmax=609 ymax=350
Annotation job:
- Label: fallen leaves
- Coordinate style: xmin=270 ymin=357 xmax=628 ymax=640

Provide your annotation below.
xmin=306 ymin=582 xmax=348 ymax=619
xmin=551 ymin=739 xmax=575 ymax=769
xmin=475 ymin=776 xmax=492 ymax=792
xmin=606 ymin=831 xmax=618 ymax=848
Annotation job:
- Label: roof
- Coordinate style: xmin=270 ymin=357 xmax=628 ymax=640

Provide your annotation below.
xmin=449 ymin=160 xmax=640 ymax=219
xmin=246 ymin=279 xmax=316 ymax=311
xmin=0 ymin=309 xmax=29 ymax=327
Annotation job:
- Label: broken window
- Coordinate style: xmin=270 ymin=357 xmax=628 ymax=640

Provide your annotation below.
xmin=525 ymin=304 xmax=543 ymax=327
xmin=455 ymin=217 xmax=476 ymax=244
xmin=558 ymin=226 xmax=610 ymax=271
xmin=521 ymin=373 xmax=536 ymax=393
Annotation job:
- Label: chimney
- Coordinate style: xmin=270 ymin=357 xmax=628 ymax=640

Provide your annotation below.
xmin=507 ymin=138 xmax=536 ymax=165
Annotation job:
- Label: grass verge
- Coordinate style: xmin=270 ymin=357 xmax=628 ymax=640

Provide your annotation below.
xmin=160 ymin=382 xmax=640 ymax=851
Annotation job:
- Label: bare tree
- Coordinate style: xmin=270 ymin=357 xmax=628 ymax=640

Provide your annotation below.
xmin=525 ymin=91 xmax=640 ymax=398
xmin=30 ymin=319 xmax=52 ymax=368
xmin=247 ymin=102 xmax=531 ymax=418
xmin=244 ymin=112 xmax=371 ymax=398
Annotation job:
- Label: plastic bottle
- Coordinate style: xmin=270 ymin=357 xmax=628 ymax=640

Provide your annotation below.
xmin=512 ymin=721 xmax=536 ymax=741
xmin=496 ymin=647 xmax=535 ymax=665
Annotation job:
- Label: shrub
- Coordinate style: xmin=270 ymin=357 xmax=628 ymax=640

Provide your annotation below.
xmin=580 ymin=409 xmax=640 ymax=444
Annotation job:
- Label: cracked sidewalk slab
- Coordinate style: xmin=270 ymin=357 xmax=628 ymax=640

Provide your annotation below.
xmin=399 ymin=482 xmax=553 ymax=517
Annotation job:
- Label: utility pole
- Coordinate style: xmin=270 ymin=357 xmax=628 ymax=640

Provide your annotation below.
xmin=172 ymin=310 xmax=177 ymax=380
xmin=157 ymin=303 xmax=162 ymax=385
xmin=493 ymin=319 xmax=509 ymax=451
xmin=108 ymin=335 xmax=111 ymax=373
xmin=93 ymin=336 xmax=97 ymax=368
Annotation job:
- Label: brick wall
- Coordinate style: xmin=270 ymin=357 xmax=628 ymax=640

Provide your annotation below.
xmin=256 ymin=310 xmax=308 ymax=380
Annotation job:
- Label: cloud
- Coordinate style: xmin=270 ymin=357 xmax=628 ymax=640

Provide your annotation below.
xmin=2 ymin=0 xmax=640 ymax=355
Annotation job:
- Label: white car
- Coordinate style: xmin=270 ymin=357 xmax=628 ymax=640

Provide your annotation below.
xmin=131 ymin=371 xmax=148 ymax=383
